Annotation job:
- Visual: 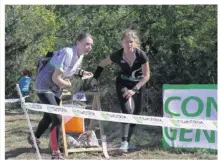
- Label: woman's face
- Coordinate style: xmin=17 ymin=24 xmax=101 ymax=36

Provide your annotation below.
xmin=122 ymin=35 xmax=135 ymax=52
xmin=77 ymin=37 xmax=93 ymax=55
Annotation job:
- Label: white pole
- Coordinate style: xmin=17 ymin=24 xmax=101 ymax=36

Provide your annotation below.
xmin=16 ymin=84 xmax=42 ymax=160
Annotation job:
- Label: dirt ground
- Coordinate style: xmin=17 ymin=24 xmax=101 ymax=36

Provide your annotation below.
xmin=5 ymin=105 xmax=217 ymax=160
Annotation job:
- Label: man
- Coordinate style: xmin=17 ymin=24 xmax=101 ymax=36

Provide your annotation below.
xmin=18 ymin=69 xmax=32 ymax=97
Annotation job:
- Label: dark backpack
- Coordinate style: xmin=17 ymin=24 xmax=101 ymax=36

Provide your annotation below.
xmin=36 ymin=52 xmax=54 ymax=75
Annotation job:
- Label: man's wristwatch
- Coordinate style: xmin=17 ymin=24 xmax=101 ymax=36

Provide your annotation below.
xmin=132 ymin=86 xmax=139 ymax=93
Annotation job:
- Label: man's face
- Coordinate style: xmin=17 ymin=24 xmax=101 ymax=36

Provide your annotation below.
xmin=77 ymin=37 xmax=93 ymax=55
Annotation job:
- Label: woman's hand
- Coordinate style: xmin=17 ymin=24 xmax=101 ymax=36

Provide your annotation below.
xmin=122 ymin=89 xmax=136 ymax=99
xmin=62 ymin=78 xmax=71 ymax=88
xmin=91 ymin=78 xmax=98 ymax=87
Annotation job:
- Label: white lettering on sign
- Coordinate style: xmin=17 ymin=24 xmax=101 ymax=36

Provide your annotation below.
xmin=72 ymin=92 xmax=87 ymax=101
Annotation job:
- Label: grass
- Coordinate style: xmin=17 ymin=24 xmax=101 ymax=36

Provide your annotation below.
xmin=5 ymin=103 xmax=217 ymax=160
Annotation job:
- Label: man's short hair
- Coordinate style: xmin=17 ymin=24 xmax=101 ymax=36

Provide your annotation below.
xmin=23 ymin=69 xmax=31 ymax=76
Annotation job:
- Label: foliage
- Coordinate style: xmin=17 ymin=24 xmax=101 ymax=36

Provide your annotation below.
xmin=5 ymin=5 xmax=217 ymax=115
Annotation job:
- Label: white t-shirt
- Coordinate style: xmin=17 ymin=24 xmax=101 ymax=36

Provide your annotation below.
xmin=35 ymin=45 xmax=84 ymax=97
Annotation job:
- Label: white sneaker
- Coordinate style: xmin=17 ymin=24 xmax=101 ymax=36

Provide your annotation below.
xmin=119 ymin=141 xmax=128 ymax=152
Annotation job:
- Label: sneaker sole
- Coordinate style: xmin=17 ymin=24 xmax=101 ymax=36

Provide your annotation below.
xmin=118 ymin=149 xmax=128 ymax=153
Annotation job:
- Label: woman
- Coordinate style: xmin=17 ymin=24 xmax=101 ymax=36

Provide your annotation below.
xmin=28 ymin=32 xmax=93 ymax=160
xmin=91 ymin=29 xmax=150 ymax=152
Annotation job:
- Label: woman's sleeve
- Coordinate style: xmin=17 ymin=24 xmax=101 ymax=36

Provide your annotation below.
xmin=50 ymin=48 xmax=72 ymax=72
xmin=140 ymin=50 xmax=149 ymax=64
xmin=109 ymin=49 xmax=121 ymax=64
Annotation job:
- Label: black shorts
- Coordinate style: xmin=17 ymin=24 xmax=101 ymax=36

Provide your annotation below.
xmin=115 ymin=76 xmax=144 ymax=115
